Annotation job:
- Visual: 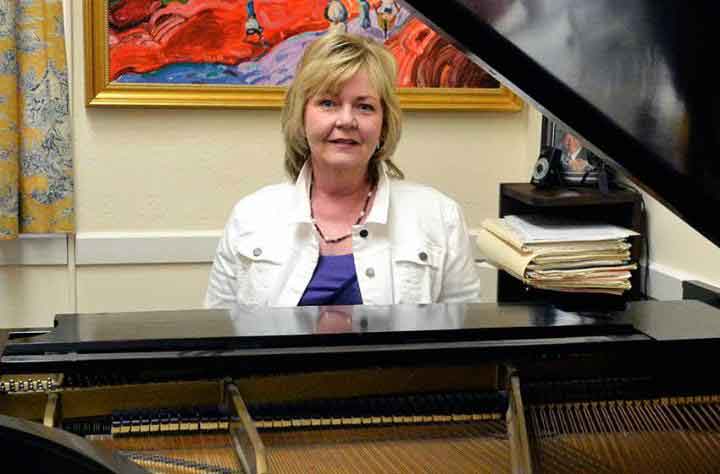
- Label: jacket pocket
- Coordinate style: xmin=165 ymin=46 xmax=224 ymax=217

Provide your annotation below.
xmin=392 ymin=244 xmax=444 ymax=304
xmin=233 ymin=238 xmax=287 ymax=305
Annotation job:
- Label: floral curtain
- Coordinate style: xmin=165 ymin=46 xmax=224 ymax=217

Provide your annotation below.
xmin=0 ymin=0 xmax=73 ymax=240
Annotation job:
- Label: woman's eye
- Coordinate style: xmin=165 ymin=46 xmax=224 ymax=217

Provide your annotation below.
xmin=319 ymin=99 xmax=335 ymax=108
xmin=359 ymin=103 xmax=375 ymax=112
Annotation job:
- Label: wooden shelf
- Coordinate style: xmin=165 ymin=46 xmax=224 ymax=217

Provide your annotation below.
xmin=497 ymin=183 xmax=646 ymax=304
xmin=501 ymin=183 xmax=642 ymax=207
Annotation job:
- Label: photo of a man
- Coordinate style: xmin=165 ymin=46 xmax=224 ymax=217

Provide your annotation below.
xmin=560 ymin=131 xmax=592 ymax=172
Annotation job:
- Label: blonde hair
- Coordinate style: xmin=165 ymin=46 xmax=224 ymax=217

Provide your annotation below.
xmin=281 ymin=32 xmax=404 ymax=185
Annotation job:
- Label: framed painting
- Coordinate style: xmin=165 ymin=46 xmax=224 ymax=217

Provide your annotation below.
xmin=85 ymin=0 xmax=523 ymax=111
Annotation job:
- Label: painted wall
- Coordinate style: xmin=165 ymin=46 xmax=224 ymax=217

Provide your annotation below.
xmin=641 ymin=192 xmax=720 ymax=298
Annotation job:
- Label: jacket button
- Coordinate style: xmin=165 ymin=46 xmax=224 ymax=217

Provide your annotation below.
xmin=418 ymin=251 xmax=428 ymax=262
xmin=365 ymin=268 xmax=375 ymax=278
xmin=359 ymin=229 xmax=369 ymax=238
xmin=253 ymin=248 xmax=262 ymax=257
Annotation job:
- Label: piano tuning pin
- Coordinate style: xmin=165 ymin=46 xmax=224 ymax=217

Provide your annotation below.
xmin=18 ymin=381 xmax=26 ymax=392
xmin=8 ymin=379 xmax=16 ymax=392
xmin=0 ymin=382 xmax=5 ymax=393
xmin=28 ymin=380 xmax=36 ymax=391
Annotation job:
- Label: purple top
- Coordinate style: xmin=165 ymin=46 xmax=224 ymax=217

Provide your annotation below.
xmin=298 ymin=254 xmax=363 ymax=306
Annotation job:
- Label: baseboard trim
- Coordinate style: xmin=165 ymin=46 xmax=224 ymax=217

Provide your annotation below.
xmin=0 ymin=234 xmax=68 ymax=266
xmin=28 ymin=232 xmax=708 ymax=303
xmin=75 ymin=231 xmax=222 ymax=265
xmin=646 ymin=263 xmax=703 ymax=301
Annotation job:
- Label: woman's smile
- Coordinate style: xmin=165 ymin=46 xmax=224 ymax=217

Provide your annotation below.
xmin=328 ymin=137 xmax=361 ymax=149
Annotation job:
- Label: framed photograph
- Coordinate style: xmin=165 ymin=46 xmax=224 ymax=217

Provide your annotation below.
xmin=541 ymin=117 xmax=605 ymax=185
xmin=85 ymin=0 xmax=523 ymax=111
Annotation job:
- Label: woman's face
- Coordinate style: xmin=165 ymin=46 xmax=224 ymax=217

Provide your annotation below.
xmin=304 ymin=70 xmax=383 ymax=176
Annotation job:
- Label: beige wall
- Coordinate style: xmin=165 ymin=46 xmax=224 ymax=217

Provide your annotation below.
xmin=642 ymin=192 xmax=720 ymax=290
xmin=0 ymin=267 xmax=71 ymax=327
xmin=76 ymin=108 xmax=537 ymax=233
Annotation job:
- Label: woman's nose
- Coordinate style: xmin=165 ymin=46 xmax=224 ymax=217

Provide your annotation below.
xmin=335 ymin=105 xmax=358 ymax=129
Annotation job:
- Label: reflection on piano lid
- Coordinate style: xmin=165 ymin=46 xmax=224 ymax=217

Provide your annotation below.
xmin=0 ymin=302 xmax=647 ymax=362
xmin=401 ymin=0 xmax=720 ymax=247
xmin=3 ymin=301 xmax=720 ymax=366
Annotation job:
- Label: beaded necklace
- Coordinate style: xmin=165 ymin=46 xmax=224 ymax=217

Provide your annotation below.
xmin=310 ymin=182 xmax=374 ymax=244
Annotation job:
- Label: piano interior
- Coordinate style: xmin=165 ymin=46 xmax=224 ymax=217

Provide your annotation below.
xmin=3 ymin=301 xmax=720 ymax=473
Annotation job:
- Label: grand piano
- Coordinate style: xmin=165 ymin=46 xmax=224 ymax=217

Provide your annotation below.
xmin=2 ymin=1 xmax=720 ymax=473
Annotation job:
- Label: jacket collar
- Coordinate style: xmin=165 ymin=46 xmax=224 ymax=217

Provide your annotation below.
xmin=290 ymin=161 xmax=313 ymax=224
xmin=290 ymin=161 xmax=390 ymax=225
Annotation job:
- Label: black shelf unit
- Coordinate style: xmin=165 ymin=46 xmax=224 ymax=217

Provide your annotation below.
xmin=497 ymin=183 xmax=645 ymax=305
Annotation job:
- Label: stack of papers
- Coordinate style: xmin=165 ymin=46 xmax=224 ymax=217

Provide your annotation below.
xmin=476 ymin=214 xmax=639 ymax=295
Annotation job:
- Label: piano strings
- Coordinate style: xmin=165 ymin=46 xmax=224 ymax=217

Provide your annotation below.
xmin=90 ymin=390 xmax=720 ymax=473
xmin=528 ymin=395 xmax=720 ymax=473
xmin=8 ymin=361 xmax=720 ymax=472
xmin=262 ymin=423 xmax=509 ymax=474
xmin=76 ymin=390 xmax=512 ymax=474
xmin=95 ymin=434 xmax=244 ymax=474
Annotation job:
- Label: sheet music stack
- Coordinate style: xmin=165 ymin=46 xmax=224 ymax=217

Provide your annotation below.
xmin=476 ymin=214 xmax=639 ymax=295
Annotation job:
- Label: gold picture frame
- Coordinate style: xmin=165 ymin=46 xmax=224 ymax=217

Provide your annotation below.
xmin=84 ymin=0 xmax=523 ymax=111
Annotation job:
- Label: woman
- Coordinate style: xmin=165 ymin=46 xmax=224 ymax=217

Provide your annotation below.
xmin=205 ymin=32 xmax=480 ymax=308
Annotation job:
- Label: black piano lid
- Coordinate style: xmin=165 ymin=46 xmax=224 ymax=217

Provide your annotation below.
xmin=3 ymin=302 xmax=639 ymax=359
xmin=4 ymin=301 xmax=720 ymax=363
xmin=401 ymin=0 xmax=720 ymax=247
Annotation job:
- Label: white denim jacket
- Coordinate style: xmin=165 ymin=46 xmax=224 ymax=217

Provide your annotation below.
xmin=205 ymin=163 xmax=481 ymax=308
